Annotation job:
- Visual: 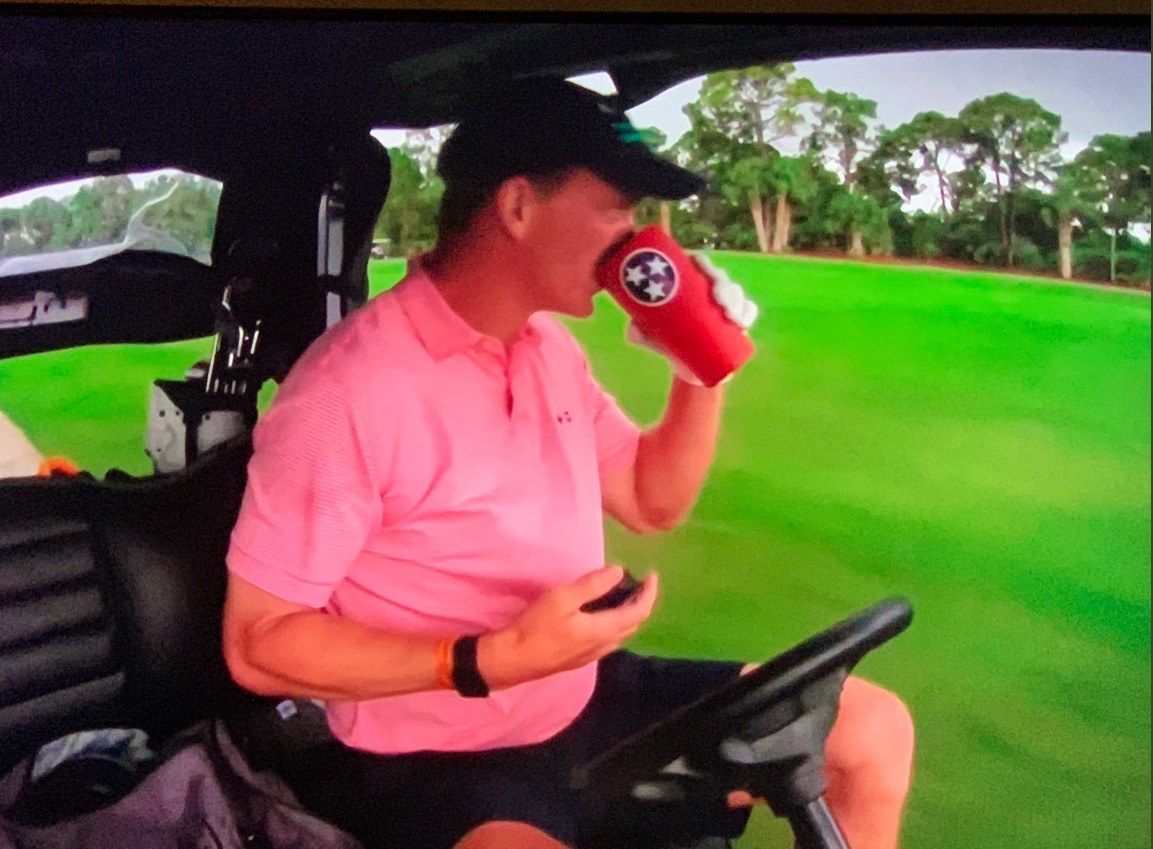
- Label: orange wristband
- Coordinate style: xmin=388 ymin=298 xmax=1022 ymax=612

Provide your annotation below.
xmin=37 ymin=456 xmax=81 ymax=477
xmin=435 ymin=637 xmax=456 ymax=690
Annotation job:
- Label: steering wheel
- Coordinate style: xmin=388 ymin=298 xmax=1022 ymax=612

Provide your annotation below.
xmin=573 ymin=597 xmax=913 ymax=849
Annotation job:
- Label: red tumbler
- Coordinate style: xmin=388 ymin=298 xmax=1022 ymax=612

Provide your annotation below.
xmin=596 ymin=226 xmax=755 ymax=387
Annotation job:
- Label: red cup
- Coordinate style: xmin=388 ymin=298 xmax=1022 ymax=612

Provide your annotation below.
xmin=596 ymin=226 xmax=755 ymax=387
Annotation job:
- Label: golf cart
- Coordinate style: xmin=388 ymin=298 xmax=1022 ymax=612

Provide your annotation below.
xmin=0 ymin=9 xmax=1145 ymax=848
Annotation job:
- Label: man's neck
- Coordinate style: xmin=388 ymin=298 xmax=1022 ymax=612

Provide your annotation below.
xmin=422 ymin=236 xmax=534 ymax=348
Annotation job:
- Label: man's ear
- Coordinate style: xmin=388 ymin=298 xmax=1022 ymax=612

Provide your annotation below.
xmin=493 ymin=176 xmax=538 ymax=241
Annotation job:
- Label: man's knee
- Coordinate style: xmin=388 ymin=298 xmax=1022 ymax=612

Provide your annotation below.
xmin=453 ymin=821 xmax=570 ymax=849
xmin=827 ymin=676 xmax=915 ymax=799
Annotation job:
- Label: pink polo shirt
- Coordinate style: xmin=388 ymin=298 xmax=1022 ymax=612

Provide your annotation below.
xmin=227 ymin=262 xmax=641 ymax=754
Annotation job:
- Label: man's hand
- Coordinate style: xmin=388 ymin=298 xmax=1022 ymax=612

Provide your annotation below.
xmin=626 ymin=323 xmax=703 ymax=385
xmin=626 ymin=253 xmax=758 ymax=386
xmin=478 ymin=566 xmax=658 ymax=690
xmin=694 ymin=253 xmax=758 ymax=331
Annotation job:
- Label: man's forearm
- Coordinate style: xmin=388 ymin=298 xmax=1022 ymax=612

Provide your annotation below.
xmin=633 ymin=378 xmax=724 ymax=529
xmin=226 ymin=608 xmax=448 ymax=701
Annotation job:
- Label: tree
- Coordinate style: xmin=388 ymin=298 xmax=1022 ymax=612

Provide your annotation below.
xmin=136 ymin=176 xmax=222 ymax=261
xmin=630 ymin=127 xmax=674 ymax=234
xmin=67 ymin=186 xmax=104 ymax=247
xmin=906 ymin=210 xmax=947 ymax=259
xmin=89 ymin=175 xmax=137 ymax=243
xmin=809 ymin=89 xmax=880 ymax=256
xmin=878 ymin=111 xmax=966 ymax=217
xmin=20 ymin=197 xmax=72 ymax=251
xmin=765 ymin=154 xmax=820 ymax=251
xmin=788 ymin=165 xmax=860 ymax=253
xmin=725 ymin=154 xmax=777 ymax=251
xmin=1035 ymin=161 xmax=1097 ymax=279
xmin=1073 ymin=132 xmax=1152 ymax=283
xmin=377 ymin=147 xmax=422 ymax=252
xmin=854 ymin=151 xmax=906 ymax=256
xmin=400 ymin=126 xmax=452 ymax=178
xmin=958 ymin=93 xmax=1066 ymax=266
xmin=0 ymin=208 xmax=24 ymax=254
xmin=376 ymin=147 xmax=443 ymax=256
xmin=679 ymin=64 xmax=819 ymax=253
xmin=826 ymin=188 xmax=889 ymax=256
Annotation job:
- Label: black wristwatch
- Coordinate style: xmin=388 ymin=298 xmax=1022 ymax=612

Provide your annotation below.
xmin=451 ymin=635 xmax=490 ymax=698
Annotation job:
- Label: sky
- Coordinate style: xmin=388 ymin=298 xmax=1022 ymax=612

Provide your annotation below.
xmin=4 ymin=48 xmax=1148 ymax=213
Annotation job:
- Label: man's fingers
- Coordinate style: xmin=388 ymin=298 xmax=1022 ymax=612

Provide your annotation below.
xmin=692 ymin=252 xmax=723 ymax=279
xmin=593 ymin=571 xmax=658 ymax=629
xmin=736 ymin=297 xmax=758 ymax=330
xmin=694 ymin=253 xmax=736 ymax=292
xmin=566 ymin=565 xmax=626 ymax=607
xmin=625 ymin=322 xmax=648 ymax=348
xmin=693 ymin=253 xmax=758 ymax=331
xmin=633 ymin=571 xmax=659 ymax=616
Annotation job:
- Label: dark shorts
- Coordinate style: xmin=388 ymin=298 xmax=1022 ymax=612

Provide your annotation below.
xmin=269 ymin=652 xmax=747 ymax=849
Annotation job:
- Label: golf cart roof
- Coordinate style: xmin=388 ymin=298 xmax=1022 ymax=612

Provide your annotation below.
xmin=1 ymin=15 xmax=1147 ymax=194
xmin=1 ymin=10 xmax=1148 ymax=363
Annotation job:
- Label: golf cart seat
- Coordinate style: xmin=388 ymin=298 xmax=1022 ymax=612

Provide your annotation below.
xmin=0 ymin=435 xmax=253 ymax=777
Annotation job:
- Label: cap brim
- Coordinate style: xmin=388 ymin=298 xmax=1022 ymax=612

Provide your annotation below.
xmin=593 ymin=150 xmax=707 ymax=201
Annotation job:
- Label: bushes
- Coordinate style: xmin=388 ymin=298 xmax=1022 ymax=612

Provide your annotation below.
xmin=907 ymin=212 xmax=945 ymax=259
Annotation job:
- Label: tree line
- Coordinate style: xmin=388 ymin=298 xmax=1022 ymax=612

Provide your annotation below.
xmin=3 ymin=66 xmax=1146 ymax=288
xmin=377 ymin=65 xmax=1151 ymax=287
xmin=0 ymin=174 xmax=222 ymax=265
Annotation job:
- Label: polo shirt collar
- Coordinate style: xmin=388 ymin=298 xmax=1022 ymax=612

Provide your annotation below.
xmin=398 ymin=256 xmax=543 ymax=362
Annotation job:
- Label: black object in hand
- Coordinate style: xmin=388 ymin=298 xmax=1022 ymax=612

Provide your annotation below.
xmin=581 ymin=571 xmax=643 ymax=613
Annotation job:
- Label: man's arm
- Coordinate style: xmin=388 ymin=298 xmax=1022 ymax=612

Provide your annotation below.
xmin=222 ymin=574 xmax=444 ymax=700
xmin=600 ymin=254 xmax=755 ymax=535
xmin=222 ymin=566 xmax=658 ymax=701
xmin=601 ymin=378 xmax=724 ymax=534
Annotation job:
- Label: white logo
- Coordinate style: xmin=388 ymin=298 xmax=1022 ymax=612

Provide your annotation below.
xmin=620 ymin=249 xmax=678 ymax=306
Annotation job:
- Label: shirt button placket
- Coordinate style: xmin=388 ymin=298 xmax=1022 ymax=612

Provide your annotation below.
xmin=507 ymin=344 xmax=537 ymax=428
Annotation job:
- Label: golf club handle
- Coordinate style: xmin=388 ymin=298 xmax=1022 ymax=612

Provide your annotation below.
xmin=787 ymin=797 xmax=851 ymax=849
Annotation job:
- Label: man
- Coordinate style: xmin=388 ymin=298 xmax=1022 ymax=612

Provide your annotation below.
xmin=222 ymin=79 xmax=914 ymax=849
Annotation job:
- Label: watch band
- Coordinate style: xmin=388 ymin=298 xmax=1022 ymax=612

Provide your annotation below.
xmin=450 ymin=635 xmax=490 ymax=698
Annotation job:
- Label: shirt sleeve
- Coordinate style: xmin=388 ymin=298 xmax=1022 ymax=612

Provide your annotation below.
xmin=581 ymin=357 xmax=642 ymax=480
xmin=227 ymin=378 xmax=383 ymax=608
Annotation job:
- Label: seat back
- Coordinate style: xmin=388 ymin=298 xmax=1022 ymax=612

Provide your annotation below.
xmin=0 ymin=437 xmax=252 ymax=775
xmin=0 ymin=479 xmax=121 ymax=774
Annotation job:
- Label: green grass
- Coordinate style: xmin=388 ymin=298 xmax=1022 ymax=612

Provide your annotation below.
xmin=1 ymin=254 xmax=1149 ymax=849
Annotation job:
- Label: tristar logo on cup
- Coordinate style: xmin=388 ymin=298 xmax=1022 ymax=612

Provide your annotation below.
xmin=621 ymin=249 xmax=679 ymax=307
xmin=596 ymin=226 xmax=755 ymax=387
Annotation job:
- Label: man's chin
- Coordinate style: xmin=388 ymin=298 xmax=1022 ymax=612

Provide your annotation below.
xmin=555 ymin=295 xmax=596 ymax=319
xmin=573 ymin=297 xmax=597 ymax=319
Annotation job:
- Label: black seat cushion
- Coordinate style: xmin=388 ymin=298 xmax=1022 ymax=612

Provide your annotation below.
xmin=0 ymin=437 xmax=253 ymax=775
xmin=0 ymin=480 xmax=124 ymax=775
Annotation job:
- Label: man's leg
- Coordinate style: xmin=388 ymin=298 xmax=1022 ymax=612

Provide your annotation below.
xmin=454 ymin=821 xmax=571 ymax=849
xmin=731 ymin=668 xmax=914 ymax=849
xmin=820 ymin=676 xmax=915 ymax=849
xmin=249 ymin=718 xmax=582 ymax=849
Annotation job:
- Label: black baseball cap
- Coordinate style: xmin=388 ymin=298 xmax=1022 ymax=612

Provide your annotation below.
xmin=437 ymin=79 xmax=706 ymax=201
